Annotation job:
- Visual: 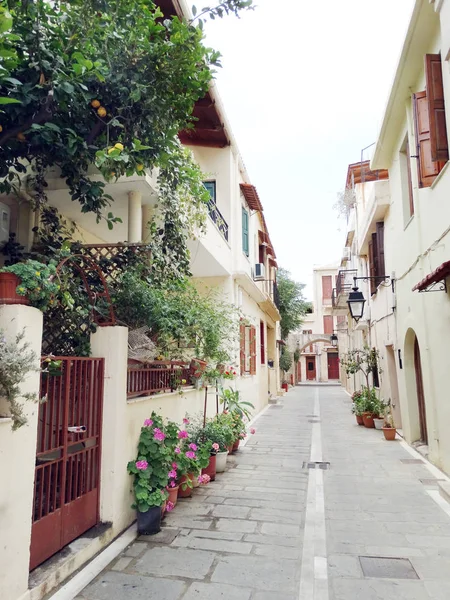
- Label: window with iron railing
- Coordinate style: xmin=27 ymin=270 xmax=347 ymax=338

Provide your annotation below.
xmin=203 ymin=181 xmax=229 ymax=242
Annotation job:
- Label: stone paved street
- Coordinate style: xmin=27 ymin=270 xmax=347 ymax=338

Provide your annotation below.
xmin=74 ymin=386 xmax=450 ymax=600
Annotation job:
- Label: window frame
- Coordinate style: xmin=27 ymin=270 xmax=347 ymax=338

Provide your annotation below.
xmin=242 ymin=206 xmax=249 ymax=257
xmin=203 ymin=180 xmax=216 ymax=203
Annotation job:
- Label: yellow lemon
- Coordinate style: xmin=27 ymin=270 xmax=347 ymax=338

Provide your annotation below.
xmin=0 ymin=125 xmax=3 ymax=133
xmin=107 ymin=147 xmax=115 ymax=154
xmin=91 ymin=99 xmax=101 ymax=108
xmin=97 ymin=106 xmax=107 ymax=117
xmin=114 ymin=143 xmax=124 ymax=151
xmin=35 ymin=271 xmax=40 ymax=276
xmin=136 ymin=163 xmax=144 ymax=171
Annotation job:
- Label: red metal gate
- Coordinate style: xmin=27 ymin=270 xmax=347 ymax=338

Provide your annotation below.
xmin=30 ymin=357 xmax=104 ymax=570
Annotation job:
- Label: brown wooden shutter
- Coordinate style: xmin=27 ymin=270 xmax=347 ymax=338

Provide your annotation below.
xmin=376 ymin=222 xmax=385 ymax=278
xmin=323 ymin=315 xmax=333 ymax=334
xmin=322 ymin=275 xmax=332 ymax=301
xmin=368 ymin=239 xmax=376 ymax=296
xmin=425 ymin=54 xmax=449 ymax=162
xmin=413 ymin=91 xmax=445 ymax=188
xmin=260 ymin=320 xmax=265 ymax=364
xmin=250 ymin=326 xmax=256 ymax=375
xmin=240 ymin=323 xmax=246 ymax=375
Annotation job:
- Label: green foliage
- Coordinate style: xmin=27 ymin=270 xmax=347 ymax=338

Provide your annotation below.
xmin=0 ymin=259 xmax=60 ymax=310
xmin=351 ymin=387 xmax=386 ymax=417
xmin=279 ymin=347 xmax=292 ymax=373
xmin=127 ymin=412 xmax=178 ymax=511
xmin=0 ymin=329 xmax=40 ymax=430
xmin=187 ymin=413 xmax=233 ymax=453
xmin=113 ymin=272 xmax=239 ymax=362
xmin=191 ymin=1 xmax=254 ymax=28
xmin=293 ymin=348 xmax=300 ymax=363
xmin=339 ymin=346 xmax=381 ymax=389
xmin=219 ymin=387 xmax=254 ymax=420
xmin=277 ymin=268 xmax=310 ymax=339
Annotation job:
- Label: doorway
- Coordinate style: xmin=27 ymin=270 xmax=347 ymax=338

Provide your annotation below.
xmin=414 ymin=338 xmax=428 ymax=444
xmin=306 ymin=356 xmax=316 ymax=381
xmin=327 ymin=353 xmax=339 ymax=380
xmin=386 ymin=345 xmax=402 ymax=429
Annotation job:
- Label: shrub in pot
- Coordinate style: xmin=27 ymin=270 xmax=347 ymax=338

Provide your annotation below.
xmin=127 ymin=413 xmax=176 ymax=535
xmin=0 ymin=260 xmax=60 ymax=310
xmin=171 ymin=419 xmax=210 ymax=497
xmin=351 ymin=391 xmax=364 ymax=426
xmin=382 ymin=407 xmax=397 ymax=441
xmin=213 ymin=413 xmax=235 ymax=471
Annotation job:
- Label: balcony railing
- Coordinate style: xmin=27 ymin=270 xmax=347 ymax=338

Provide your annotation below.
xmin=208 ymin=199 xmax=229 ymax=242
xmin=336 ymin=269 xmax=357 ymax=296
xmin=271 ymin=280 xmax=280 ymax=309
xmin=127 ymin=361 xmax=191 ymax=398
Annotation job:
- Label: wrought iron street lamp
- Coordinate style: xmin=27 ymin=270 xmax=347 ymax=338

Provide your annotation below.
xmin=347 ymin=275 xmax=395 ymax=323
xmin=330 ymin=333 xmax=338 ymax=347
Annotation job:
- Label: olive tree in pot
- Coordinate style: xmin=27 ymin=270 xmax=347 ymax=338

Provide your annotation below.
xmin=382 ymin=404 xmax=397 ymax=441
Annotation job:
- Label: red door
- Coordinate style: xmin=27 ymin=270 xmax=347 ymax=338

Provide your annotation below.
xmin=30 ymin=357 xmax=104 ymax=570
xmin=306 ymin=356 xmax=316 ymax=380
xmin=327 ymin=353 xmax=339 ymax=380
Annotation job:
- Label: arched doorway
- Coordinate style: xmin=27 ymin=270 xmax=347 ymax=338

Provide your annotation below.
xmin=414 ymin=337 xmax=428 ymax=444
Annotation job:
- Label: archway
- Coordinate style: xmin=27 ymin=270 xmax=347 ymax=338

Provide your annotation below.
xmin=404 ymin=328 xmax=428 ymax=444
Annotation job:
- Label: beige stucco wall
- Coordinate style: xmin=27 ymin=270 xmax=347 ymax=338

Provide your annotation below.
xmin=0 ymin=306 xmax=43 ymax=600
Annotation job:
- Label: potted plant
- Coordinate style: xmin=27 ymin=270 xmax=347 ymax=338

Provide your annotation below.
xmin=382 ymin=405 xmax=397 ymax=441
xmin=173 ymin=423 xmax=210 ymax=498
xmin=351 ymin=390 xmax=364 ymax=425
xmin=127 ymin=413 xmax=174 ymax=535
xmin=0 ymin=260 xmax=60 ymax=310
xmin=214 ymin=412 xmax=235 ymax=471
xmin=186 ymin=416 xmax=221 ymax=481
xmin=359 ymin=387 xmax=378 ymax=428
xmin=373 ymin=398 xmax=387 ymax=430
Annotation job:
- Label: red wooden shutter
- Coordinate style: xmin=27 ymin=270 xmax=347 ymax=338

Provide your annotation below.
xmin=250 ymin=326 xmax=256 ymax=375
xmin=368 ymin=239 xmax=376 ymax=296
xmin=425 ymin=54 xmax=449 ymax=162
xmin=376 ymin=222 xmax=385 ymax=278
xmin=413 ymin=91 xmax=445 ymax=188
xmin=240 ymin=323 xmax=246 ymax=375
xmin=260 ymin=320 xmax=265 ymax=364
xmin=323 ymin=315 xmax=333 ymax=334
xmin=322 ymin=276 xmax=332 ymax=301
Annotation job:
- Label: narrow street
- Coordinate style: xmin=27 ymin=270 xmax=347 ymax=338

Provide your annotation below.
xmin=71 ymin=386 xmax=450 ymax=600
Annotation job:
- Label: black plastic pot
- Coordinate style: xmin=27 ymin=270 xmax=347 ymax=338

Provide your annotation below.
xmin=137 ymin=506 xmax=161 ymax=535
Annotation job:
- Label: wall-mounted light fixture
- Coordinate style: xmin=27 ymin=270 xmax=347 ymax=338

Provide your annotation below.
xmin=347 ymin=276 xmax=395 ymax=322
xmin=330 ymin=333 xmax=338 ymax=348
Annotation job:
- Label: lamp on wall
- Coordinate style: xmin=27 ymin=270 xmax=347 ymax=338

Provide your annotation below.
xmin=330 ymin=333 xmax=338 ymax=348
xmin=347 ymin=275 xmax=395 ymax=323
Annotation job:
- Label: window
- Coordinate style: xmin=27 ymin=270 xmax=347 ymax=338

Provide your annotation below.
xmin=323 ymin=315 xmax=333 ymax=334
xmin=203 ymin=181 xmax=216 ymax=202
xmin=412 ymin=54 xmax=448 ymax=188
xmin=400 ymin=137 xmax=414 ymax=221
xmin=260 ymin=321 xmax=265 ymax=364
xmin=367 ymin=221 xmax=385 ymax=295
xmin=240 ymin=323 xmax=256 ymax=374
xmin=302 ymin=329 xmax=312 ymax=335
xmin=322 ymin=275 xmax=332 ymax=301
xmin=242 ymin=207 xmax=249 ymax=256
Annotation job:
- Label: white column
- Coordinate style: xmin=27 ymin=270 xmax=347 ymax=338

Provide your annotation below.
xmin=141 ymin=204 xmax=153 ymax=243
xmin=0 ymin=305 xmax=43 ymax=600
xmin=128 ymin=191 xmax=142 ymax=243
xmin=90 ymin=326 xmax=128 ymax=529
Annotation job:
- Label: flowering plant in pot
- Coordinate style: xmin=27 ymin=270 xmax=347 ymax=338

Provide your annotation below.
xmin=351 ymin=391 xmax=365 ymax=425
xmin=0 ymin=260 xmax=60 ymax=310
xmin=382 ymin=405 xmax=397 ymax=441
xmin=186 ymin=415 xmax=222 ymax=481
xmin=172 ymin=422 xmax=210 ymax=497
xmin=127 ymin=412 xmax=176 ymax=534
xmin=211 ymin=414 xmax=234 ymax=471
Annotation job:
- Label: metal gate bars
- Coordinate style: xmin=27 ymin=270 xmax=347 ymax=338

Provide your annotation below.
xmin=30 ymin=357 xmax=104 ymax=571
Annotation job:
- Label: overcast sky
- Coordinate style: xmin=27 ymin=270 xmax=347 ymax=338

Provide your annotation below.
xmin=203 ymin=0 xmax=416 ymax=299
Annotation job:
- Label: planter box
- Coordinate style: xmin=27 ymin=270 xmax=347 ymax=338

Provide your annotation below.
xmin=0 ymin=273 xmax=29 ymax=306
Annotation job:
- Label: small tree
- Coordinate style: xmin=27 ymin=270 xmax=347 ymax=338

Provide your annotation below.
xmin=277 ymin=268 xmax=310 ymax=340
xmin=279 ymin=347 xmax=292 ymax=376
xmin=339 ymin=346 xmax=381 ymax=390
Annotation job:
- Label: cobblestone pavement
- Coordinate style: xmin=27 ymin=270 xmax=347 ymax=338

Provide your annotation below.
xmin=74 ymin=386 xmax=450 ymax=600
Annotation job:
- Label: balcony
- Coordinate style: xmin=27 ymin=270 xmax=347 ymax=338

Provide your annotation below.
xmin=357 ymin=179 xmax=390 ymax=254
xmin=253 ymin=279 xmax=281 ymax=322
xmin=332 ymin=269 xmax=357 ymax=313
xmin=208 ymin=199 xmax=229 ymax=242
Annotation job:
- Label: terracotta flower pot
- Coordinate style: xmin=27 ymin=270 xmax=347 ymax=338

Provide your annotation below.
xmin=226 ymin=444 xmax=233 ymax=454
xmin=382 ymin=427 xmax=397 ymax=441
xmin=0 ymin=273 xmax=29 ymax=306
xmin=362 ymin=412 xmax=375 ymax=428
xmin=232 ymin=439 xmax=240 ymax=453
xmin=167 ymin=485 xmax=179 ymax=507
xmin=355 ymin=414 xmax=364 ymax=426
xmin=202 ymin=454 xmax=217 ymax=482
xmin=178 ymin=473 xmax=194 ymax=498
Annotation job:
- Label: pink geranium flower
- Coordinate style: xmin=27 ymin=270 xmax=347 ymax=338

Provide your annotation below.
xmin=174 ymin=447 xmax=181 ymax=454
xmin=166 ymin=501 xmax=175 ymax=512
xmin=153 ymin=428 xmax=166 ymax=441
xmin=185 ymin=450 xmax=196 ymax=459
xmin=250 ymin=428 xmax=256 ymax=434
xmin=212 ymin=442 xmax=220 ymax=451
xmin=198 ymin=474 xmax=210 ymax=484
xmin=143 ymin=418 xmax=153 ymax=427
xmin=168 ymin=469 xmax=177 ymax=479
xmin=172 ymin=462 xmax=178 ymax=469
xmin=183 ymin=417 xmax=190 ymax=424
xmin=136 ymin=460 xmax=148 ymax=470
xmin=178 ymin=430 xmax=188 ymax=439
xmin=189 ymin=443 xmax=198 ymax=451
xmin=169 ymin=481 xmax=175 ymax=488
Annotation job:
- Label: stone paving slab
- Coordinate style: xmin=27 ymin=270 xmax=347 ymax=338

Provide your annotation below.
xmin=74 ymin=385 xmax=450 ymax=600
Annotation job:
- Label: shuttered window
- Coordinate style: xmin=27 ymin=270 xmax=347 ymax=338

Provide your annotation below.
xmin=413 ymin=54 xmax=448 ymax=188
xmin=368 ymin=222 xmax=386 ymax=295
xmin=250 ymin=326 xmax=257 ymax=375
xmin=242 ymin=207 xmax=249 ymax=256
xmin=322 ymin=275 xmax=332 ymax=301
xmin=406 ymin=138 xmax=414 ymax=217
xmin=323 ymin=315 xmax=333 ymax=334
xmin=240 ymin=323 xmax=257 ymax=374
xmin=240 ymin=323 xmax=246 ymax=374
xmin=260 ymin=320 xmax=265 ymax=365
